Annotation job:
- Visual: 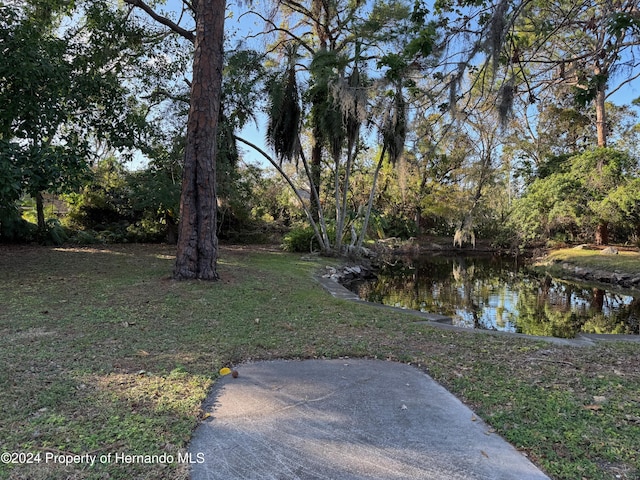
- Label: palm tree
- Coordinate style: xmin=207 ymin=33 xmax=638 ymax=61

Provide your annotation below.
xmin=357 ymin=79 xmax=407 ymax=249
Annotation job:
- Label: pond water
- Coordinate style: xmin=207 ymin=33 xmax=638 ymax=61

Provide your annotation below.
xmin=346 ymin=254 xmax=640 ymax=338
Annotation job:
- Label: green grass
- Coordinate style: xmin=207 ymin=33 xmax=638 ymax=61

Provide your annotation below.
xmin=0 ymin=244 xmax=639 ymax=479
xmin=539 ymin=246 xmax=640 ymax=275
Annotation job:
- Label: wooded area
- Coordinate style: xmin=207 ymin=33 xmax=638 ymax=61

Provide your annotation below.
xmin=2 ymin=0 xmax=640 ymax=279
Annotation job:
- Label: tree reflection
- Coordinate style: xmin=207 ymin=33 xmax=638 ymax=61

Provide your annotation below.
xmin=351 ymin=255 xmax=640 ymax=338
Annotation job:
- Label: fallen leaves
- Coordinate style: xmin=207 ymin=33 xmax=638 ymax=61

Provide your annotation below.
xmin=583 ymin=395 xmax=608 ymax=411
xmin=583 ymin=404 xmax=603 ymax=411
xmin=219 ymin=367 xmax=239 ymax=378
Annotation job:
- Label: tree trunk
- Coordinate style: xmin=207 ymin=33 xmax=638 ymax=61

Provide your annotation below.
xmin=595 ymin=80 xmax=607 ymax=148
xmin=593 ymin=70 xmax=608 ymax=243
xmin=414 ymin=207 xmax=422 ymax=236
xmin=595 ymin=221 xmax=609 ymax=246
xmin=173 ymin=0 xmax=225 ymax=280
xmin=310 ymin=137 xmax=322 ymax=222
xmin=165 ymin=210 xmax=178 ymax=245
xmin=35 ymin=191 xmax=45 ymax=232
xmin=334 ymin=155 xmax=342 ymax=252
xmin=357 ymin=144 xmax=386 ymax=249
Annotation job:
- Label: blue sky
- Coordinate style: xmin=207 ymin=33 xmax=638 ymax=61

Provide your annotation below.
xmin=130 ymin=0 xmax=640 ymax=170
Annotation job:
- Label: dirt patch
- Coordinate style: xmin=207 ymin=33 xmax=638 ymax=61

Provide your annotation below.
xmin=1 ymin=327 xmax=58 ymax=342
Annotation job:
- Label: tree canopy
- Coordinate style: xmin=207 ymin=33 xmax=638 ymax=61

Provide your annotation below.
xmin=2 ymin=0 xmax=640 ymax=253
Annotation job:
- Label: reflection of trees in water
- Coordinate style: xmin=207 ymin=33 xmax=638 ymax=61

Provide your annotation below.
xmin=516 ymin=287 xmax=583 ymax=338
xmin=591 ymin=288 xmax=604 ymax=312
xmin=451 ymin=259 xmax=481 ymax=327
xmin=581 ymin=295 xmax=640 ymax=335
xmin=354 ymin=256 xmax=640 ymax=338
xmin=452 ymin=260 xmax=474 ymax=283
xmin=516 ymin=276 xmax=640 ymax=337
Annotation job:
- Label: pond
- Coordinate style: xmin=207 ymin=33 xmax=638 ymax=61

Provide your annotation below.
xmin=346 ymin=254 xmax=640 ymax=338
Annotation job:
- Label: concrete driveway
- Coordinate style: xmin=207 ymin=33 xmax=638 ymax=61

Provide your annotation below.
xmin=189 ymin=359 xmax=550 ymax=480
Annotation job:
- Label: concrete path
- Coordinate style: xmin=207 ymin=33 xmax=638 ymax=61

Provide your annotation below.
xmin=189 ymin=359 xmax=550 ymax=480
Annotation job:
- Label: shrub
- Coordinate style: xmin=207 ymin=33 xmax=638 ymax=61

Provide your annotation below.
xmin=38 ymin=219 xmax=69 ymax=246
xmin=0 ymin=206 xmax=36 ymax=243
xmin=282 ymin=225 xmax=320 ymax=252
xmin=68 ymin=229 xmax=103 ymax=245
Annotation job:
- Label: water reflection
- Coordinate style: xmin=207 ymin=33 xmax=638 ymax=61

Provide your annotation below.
xmin=348 ymin=255 xmax=640 ymax=338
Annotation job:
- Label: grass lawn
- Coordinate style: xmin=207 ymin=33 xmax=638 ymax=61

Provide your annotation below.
xmin=537 ymin=246 xmax=640 ymax=276
xmin=0 ymin=244 xmax=639 ymax=480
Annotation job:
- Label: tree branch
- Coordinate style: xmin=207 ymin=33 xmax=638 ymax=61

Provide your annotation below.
xmin=123 ymin=0 xmax=195 ymax=43
xmin=240 ymin=10 xmax=315 ymax=55
xmin=607 ymin=69 xmax=640 ymax=99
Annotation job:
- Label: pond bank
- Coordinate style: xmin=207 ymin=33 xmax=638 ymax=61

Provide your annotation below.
xmin=533 ymin=245 xmax=640 ymax=291
xmin=548 ymin=261 xmax=640 ymax=289
xmin=317 ymin=270 xmax=640 ymax=346
xmin=374 ymin=238 xmax=640 ymax=291
xmin=318 ymin=241 xmax=640 ymax=342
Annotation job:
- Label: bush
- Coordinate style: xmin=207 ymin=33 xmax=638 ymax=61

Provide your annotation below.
xmin=37 ymin=219 xmax=69 ymax=246
xmin=126 ymin=216 xmax=166 ymax=243
xmin=0 ymin=207 xmax=37 ymax=243
xmin=282 ymin=225 xmax=320 ymax=252
xmin=68 ymin=229 xmax=103 ymax=245
xmin=378 ymin=212 xmax=417 ymax=239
